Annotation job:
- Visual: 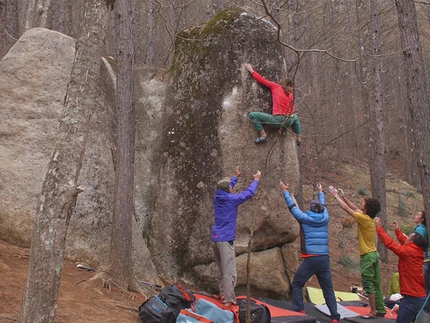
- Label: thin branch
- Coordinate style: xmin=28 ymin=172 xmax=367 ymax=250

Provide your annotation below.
xmin=259 ymin=0 xmax=366 ymax=63
xmin=0 ymin=23 xmax=19 ymax=41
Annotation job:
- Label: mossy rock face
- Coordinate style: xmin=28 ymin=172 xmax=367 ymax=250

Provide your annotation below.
xmin=146 ymin=8 xmax=300 ymax=296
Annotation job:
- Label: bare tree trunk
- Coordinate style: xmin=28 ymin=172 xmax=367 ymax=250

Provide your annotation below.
xmin=18 ymin=0 xmax=28 ymax=34
xmin=369 ymin=0 xmax=388 ymax=263
xmin=0 ymin=0 xmax=19 ymax=58
xmin=107 ymin=0 xmax=136 ymax=290
xmin=39 ymin=0 xmax=52 ymax=28
xmin=330 ymin=0 xmax=345 ymax=161
xmin=392 ymin=20 xmax=419 ymax=187
xmin=344 ymin=1 xmax=359 ymax=151
xmin=206 ymin=0 xmax=224 ymax=19
xmin=285 ymin=0 xmax=304 ymax=208
xmin=25 ymin=0 xmax=50 ymax=29
xmin=145 ymin=0 xmax=155 ymax=65
xmin=57 ymin=0 xmax=73 ymax=35
xmin=17 ymin=1 xmax=109 ymax=322
xmin=395 ymin=0 xmax=430 ymax=220
xmin=24 ymin=0 xmax=35 ymax=30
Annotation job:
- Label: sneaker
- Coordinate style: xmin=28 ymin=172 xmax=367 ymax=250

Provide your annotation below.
xmin=254 ymin=136 xmax=268 ymax=144
xmin=361 ymin=313 xmax=378 ymax=319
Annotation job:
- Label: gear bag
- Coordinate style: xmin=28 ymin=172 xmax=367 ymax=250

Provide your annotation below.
xmin=138 ymin=283 xmax=195 ymax=323
xmin=138 ymin=295 xmax=175 ymax=323
xmin=238 ymin=299 xmax=271 ymax=323
xmin=159 ymin=283 xmax=196 ymax=316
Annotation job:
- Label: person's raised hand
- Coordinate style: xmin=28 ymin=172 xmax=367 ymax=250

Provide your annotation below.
xmin=253 ymin=170 xmax=261 ymax=181
xmin=338 ymin=188 xmax=345 ymax=197
xmin=280 ymin=181 xmax=289 ymax=192
xmin=316 ymin=183 xmax=323 ymax=192
xmin=393 ymin=221 xmax=399 ymax=230
xmin=235 ymin=166 xmax=242 ymax=177
xmin=244 ymin=63 xmax=253 ymax=73
xmin=375 ymin=217 xmax=382 ymax=228
xmin=328 ymin=185 xmax=338 ymax=196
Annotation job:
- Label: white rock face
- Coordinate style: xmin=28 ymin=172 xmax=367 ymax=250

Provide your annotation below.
xmin=0 ymin=28 xmax=162 ymax=286
xmin=0 ymin=28 xmax=76 ymax=243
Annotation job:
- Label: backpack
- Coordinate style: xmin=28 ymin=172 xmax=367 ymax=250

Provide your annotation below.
xmin=195 ymin=298 xmax=235 ymax=323
xmin=176 ymin=308 xmax=214 ymax=323
xmin=176 ymin=298 xmax=235 ymax=323
xmin=159 ymin=283 xmax=196 ymax=316
xmin=238 ymin=299 xmax=271 ymax=323
xmin=138 ymin=295 xmax=175 ymax=323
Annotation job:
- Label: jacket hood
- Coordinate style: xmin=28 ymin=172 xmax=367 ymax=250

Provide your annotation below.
xmin=304 ymin=209 xmax=329 ymax=226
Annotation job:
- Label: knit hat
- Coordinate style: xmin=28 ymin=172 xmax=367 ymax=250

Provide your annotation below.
xmin=309 ymin=200 xmax=324 ymax=213
xmin=217 ymin=179 xmax=230 ymax=192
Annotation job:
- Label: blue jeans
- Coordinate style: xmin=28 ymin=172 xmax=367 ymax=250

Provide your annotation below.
xmin=291 ymin=255 xmax=340 ymax=320
xmin=424 ymin=261 xmax=430 ymax=295
xmin=397 ymin=296 xmax=425 ymax=323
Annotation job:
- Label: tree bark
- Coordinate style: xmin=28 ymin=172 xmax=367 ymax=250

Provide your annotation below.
xmin=108 ymin=0 xmax=136 ymax=290
xmin=57 ymin=0 xmax=73 ymax=36
xmin=17 ymin=0 xmax=109 ymax=322
xmin=395 ymin=0 xmax=430 ymax=221
xmin=330 ymin=0 xmax=345 ymax=161
xmin=0 ymin=0 xmax=19 ymax=58
xmin=369 ymin=0 xmax=388 ymax=263
xmin=145 ymin=0 xmax=155 ymax=65
xmin=25 ymin=0 xmax=52 ymax=30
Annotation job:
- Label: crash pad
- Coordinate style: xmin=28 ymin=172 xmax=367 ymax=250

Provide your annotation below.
xmin=306 ymin=286 xmax=360 ymax=305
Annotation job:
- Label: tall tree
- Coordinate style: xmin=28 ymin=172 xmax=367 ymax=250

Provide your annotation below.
xmin=57 ymin=0 xmax=73 ymax=36
xmin=17 ymin=0 xmax=110 ymax=322
xmin=395 ymin=0 xmax=430 ymax=219
xmin=0 ymin=0 xmax=19 ymax=58
xmin=356 ymin=0 xmax=371 ymax=156
xmin=368 ymin=0 xmax=388 ymax=263
xmin=145 ymin=0 xmax=155 ymax=65
xmin=329 ymin=0 xmax=346 ymax=161
xmin=25 ymin=0 xmax=53 ymax=30
xmin=106 ymin=0 xmax=142 ymax=292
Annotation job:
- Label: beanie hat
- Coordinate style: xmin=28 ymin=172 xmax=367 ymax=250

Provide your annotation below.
xmin=309 ymin=200 xmax=324 ymax=213
xmin=217 ymin=179 xmax=230 ymax=192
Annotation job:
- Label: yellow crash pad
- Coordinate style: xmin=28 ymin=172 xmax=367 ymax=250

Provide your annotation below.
xmin=306 ymin=286 xmax=360 ymax=305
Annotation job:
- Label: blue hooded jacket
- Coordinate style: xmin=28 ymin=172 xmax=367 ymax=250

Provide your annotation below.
xmin=212 ymin=176 xmax=259 ymax=242
xmin=282 ymin=190 xmax=330 ymax=255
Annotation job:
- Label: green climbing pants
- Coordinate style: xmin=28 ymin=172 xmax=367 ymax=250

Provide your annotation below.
xmin=248 ymin=112 xmax=302 ymax=134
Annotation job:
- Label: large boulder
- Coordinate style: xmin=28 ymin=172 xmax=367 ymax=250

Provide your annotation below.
xmin=138 ymin=8 xmax=300 ymax=296
xmin=0 ymin=28 xmax=76 ymax=245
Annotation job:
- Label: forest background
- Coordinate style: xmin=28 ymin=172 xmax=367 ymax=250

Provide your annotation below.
xmin=1 ymin=0 xmax=430 ymax=322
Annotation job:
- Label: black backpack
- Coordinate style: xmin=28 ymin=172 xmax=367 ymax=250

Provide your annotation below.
xmin=138 ymin=283 xmax=195 ymax=322
xmin=159 ymin=283 xmax=196 ymax=316
xmin=238 ymin=299 xmax=271 ymax=323
xmin=138 ymin=295 xmax=175 ymax=323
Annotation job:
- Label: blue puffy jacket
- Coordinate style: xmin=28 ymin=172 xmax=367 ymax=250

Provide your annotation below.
xmin=212 ymin=176 xmax=259 ymax=242
xmin=282 ymin=191 xmax=329 ymax=255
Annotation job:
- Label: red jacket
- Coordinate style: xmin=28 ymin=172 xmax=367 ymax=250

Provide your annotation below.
xmin=377 ymin=226 xmax=426 ymax=297
xmin=251 ymin=71 xmax=295 ymax=116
